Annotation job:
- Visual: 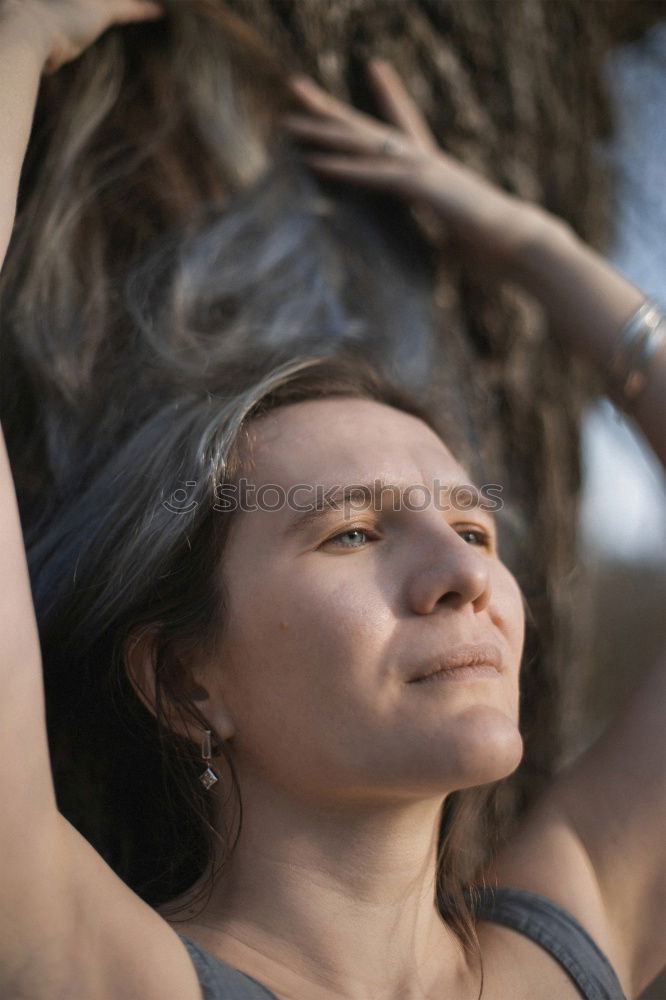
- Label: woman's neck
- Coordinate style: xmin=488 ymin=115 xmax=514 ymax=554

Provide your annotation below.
xmin=161 ymin=790 xmax=480 ymax=1000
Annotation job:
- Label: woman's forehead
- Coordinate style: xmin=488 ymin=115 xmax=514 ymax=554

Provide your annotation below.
xmin=243 ymin=397 xmax=469 ymax=486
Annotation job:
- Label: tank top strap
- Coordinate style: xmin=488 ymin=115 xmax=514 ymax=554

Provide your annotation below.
xmin=471 ymin=886 xmax=627 ymax=1000
xmin=177 ymin=933 xmax=280 ymax=1000
xmin=178 ymin=889 xmax=628 ymax=1000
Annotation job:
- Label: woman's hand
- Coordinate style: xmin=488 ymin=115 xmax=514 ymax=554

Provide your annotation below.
xmin=284 ymin=58 xmax=558 ymax=272
xmin=1 ymin=0 xmax=165 ymax=75
xmin=0 ymin=0 xmax=164 ymax=270
xmin=284 ymin=57 xmax=666 ymax=465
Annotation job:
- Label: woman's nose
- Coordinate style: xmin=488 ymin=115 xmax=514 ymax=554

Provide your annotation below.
xmin=407 ymin=525 xmax=492 ymax=616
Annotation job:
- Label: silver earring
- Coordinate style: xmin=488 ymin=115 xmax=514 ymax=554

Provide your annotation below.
xmin=199 ymin=729 xmax=219 ymax=790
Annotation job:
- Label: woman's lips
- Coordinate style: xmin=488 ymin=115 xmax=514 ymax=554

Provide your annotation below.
xmin=407 ymin=642 xmax=503 ymax=683
xmin=409 ymin=663 xmax=500 ymax=684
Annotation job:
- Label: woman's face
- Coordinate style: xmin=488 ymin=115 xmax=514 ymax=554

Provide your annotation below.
xmin=207 ymin=397 xmax=525 ymax=806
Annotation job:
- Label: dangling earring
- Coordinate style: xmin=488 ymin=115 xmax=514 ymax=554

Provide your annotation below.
xmin=199 ymin=729 xmax=219 ymax=790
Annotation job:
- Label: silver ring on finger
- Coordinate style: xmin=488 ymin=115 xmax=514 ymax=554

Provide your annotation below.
xmin=379 ymin=137 xmax=400 ymax=156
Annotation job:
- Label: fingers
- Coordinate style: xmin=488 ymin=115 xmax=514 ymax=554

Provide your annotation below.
xmin=288 ymin=76 xmax=360 ymax=123
xmin=283 ymin=112 xmax=409 ymax=159
xmin=285 ymin=62 xmax=523 ymax=263
xmin=299 ymin=152 xmax=419 ymax=195
xmin=365 ymin=59 xmax=438 ymax=152
xmin=288 ymin=60 xmax=437 ymax=154
xmin=285 ymin=64 xmax=427 ymax=162
xmin=117 ymin=1 xmax=166 ymax=23
xmin=284 ymin=60 xmax=443 ymax=205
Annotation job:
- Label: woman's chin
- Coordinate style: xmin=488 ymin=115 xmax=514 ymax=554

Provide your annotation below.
xmin=376 ymin=707 xmax=523 ymax=799
xmin=445 ymin=705 xmax=524 ymax=787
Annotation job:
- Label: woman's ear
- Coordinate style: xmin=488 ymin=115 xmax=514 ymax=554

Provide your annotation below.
xmin=122 ymin=625 xmax=236 ymax=744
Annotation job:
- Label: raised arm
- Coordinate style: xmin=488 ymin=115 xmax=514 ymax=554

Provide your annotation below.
xmin=0 ymin=0 xmax=58 ymax=898
xmin=0 ymin=4 xmax=203 ymax=998
xmin=285 ymin=60 xmax=664 ymax=466
xmin=284 ymin=59 xmax=666 ymax=996
xmin=479 ymin=215 xmax=666 ymax=999
xmin=0 ymin=3 xmax=47 ymax=268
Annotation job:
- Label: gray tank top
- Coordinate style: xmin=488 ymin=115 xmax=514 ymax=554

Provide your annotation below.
xmin=177 ymin=886 xmax=627 ymax=1000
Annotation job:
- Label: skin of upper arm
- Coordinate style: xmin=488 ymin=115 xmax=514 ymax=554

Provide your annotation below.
xmin=0 ymin=420 xmax=202 ymax=1000
xmin=1 ymin=812 xmax=204 ymax=1000
xmin=490 ymin=643 xmax=666 ymax=998
xmin=551 ymin=644 xmax=666 ymax=995
xmin=0 ymin=426 xmax=63 ymax=844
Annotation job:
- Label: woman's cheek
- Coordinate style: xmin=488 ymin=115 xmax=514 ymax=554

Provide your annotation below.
xmin=492 ymin=565 xmax=525 ymax=644
xmin=263 ymin=573 xmax=395 ymax=684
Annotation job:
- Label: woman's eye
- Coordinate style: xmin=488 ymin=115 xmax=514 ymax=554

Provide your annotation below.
xmin=325 ymin=527 xmax=374 ymax=548
xmin=457 ymin=526 xmax=493 ymax=549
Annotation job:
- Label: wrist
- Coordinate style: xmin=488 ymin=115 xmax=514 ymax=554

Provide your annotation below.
xmin=500 ymin=201 xmax=649 ymax=372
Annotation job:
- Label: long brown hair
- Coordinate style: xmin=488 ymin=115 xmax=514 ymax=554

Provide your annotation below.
xmin=1 ymin=0 xmax=443 ymax=527
xmin=1 ymin=0 xmax=533 ymax=958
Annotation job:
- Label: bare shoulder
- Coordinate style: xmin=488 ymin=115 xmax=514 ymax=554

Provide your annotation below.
xmin=488 ymin=641 xmax=666 ymax=998
xmin=5 ymin=814 xmax=203 ymax=1000
xmin=484 ymin=791 xmax=632 ymax=994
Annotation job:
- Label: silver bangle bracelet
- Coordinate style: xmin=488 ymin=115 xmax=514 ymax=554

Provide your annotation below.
xmin=607 ymin=297 xmax=666 ymax=412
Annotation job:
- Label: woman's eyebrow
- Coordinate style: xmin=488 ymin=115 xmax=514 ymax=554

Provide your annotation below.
xmin=283 ymin=478 xmax=497 ymax=537
xmin=284 ymin=481 xmax=387 ymax=538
